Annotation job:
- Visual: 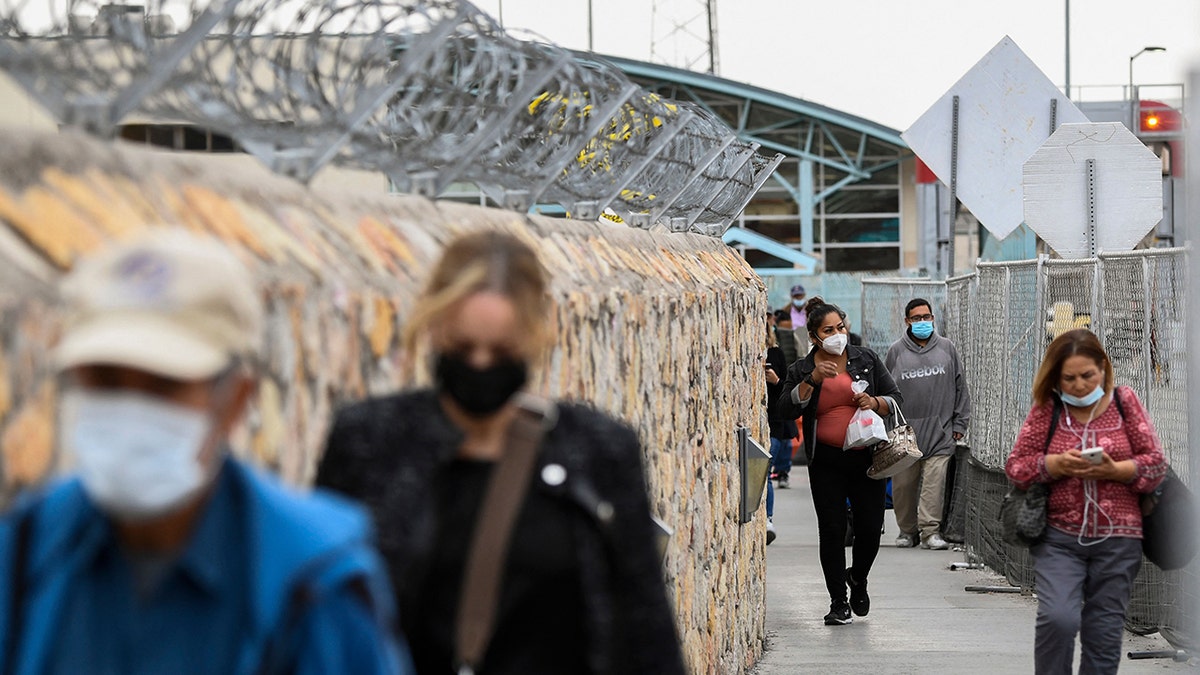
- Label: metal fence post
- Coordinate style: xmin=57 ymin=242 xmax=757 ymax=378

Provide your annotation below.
xmin=1092 ymin=254 xmax=1105 ymax=343
xmin=1142 ymin=255 xmax=1154 ymax=397
xmin=1001 ymin=266 xmax=1012 ymax=452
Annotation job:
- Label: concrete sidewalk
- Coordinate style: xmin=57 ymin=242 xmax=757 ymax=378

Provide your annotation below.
xmin=753 ymin=471 xmax=1191 ymax=674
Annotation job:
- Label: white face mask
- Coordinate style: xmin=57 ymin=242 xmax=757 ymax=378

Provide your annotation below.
xmin=62 ymin=390 xmax=215 ymax=521
xmin=820 ymin=333 xmax=848 ymax=356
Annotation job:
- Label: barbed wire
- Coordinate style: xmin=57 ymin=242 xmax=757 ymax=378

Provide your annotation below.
xmin=0 ymin=0 xmax=781 ymax=235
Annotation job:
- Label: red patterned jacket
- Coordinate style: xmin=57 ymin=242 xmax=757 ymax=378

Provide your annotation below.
xmin=1005 ymin=385 xmax=1167 ymax=539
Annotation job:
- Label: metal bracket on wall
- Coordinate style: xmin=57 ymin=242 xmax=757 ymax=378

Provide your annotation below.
xmin=736 ymin=426 xmax=771 ymax=525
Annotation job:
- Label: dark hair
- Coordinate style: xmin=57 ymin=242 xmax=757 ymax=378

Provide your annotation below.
xmin=803 ymin=296 xmax=846 ymax=339
xmin=1032 ymin=329 xmax=1114 ymax=406
xmin=773 ymin=309 xmax=792 ymax=324
xmin=905 ymin=298 xmax=933 ymax=318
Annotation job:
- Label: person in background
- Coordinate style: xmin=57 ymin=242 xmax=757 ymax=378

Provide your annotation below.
xmin=885 ymin=298 xmax=971 ymax=550
xmin=776 ymin=297 xmax=902 ymax=627
xmin=784 ymin=284 xmax=807 ymax=329
xmin=0 ymin=231 xmax=409 ymax=674
xmin=1006 ymin=329 xmax=1165 ymax=675
xmin=766 ymin=316 xmax=797 ymax=492
xmin=773 ymin=309 xmax=800 ymax=367
xmin=763 ymin=317 xmax=797 ymax=544
xmin=316 ymin=231 xmax=685 ymax=675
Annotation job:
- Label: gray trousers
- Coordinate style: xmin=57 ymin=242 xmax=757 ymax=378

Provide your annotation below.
xmin=892 ymin=454 xmax=951 ymax=539
xmin=1032 ymin=527 xmax=1142 ymax=675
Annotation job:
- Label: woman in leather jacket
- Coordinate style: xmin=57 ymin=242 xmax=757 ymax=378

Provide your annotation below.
xmin=776 ymin=297 xmax=902 ymax=627
xmin=315 ymin=231 xmax=685 ymax=675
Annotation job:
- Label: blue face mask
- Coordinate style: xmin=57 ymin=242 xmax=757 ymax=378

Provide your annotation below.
xmin=1060 ymin=385 xmax=1104 ymax=408
xmin=911 ymin=320 xmax=934 ymax=339
xmin=792 ymin=299 xmax=804 ymax=308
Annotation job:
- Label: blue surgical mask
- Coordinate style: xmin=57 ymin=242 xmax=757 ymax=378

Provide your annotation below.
xmin=62 ymin=390 xmax=215 ymax=520
xmin=792 ymin=299 xmax=804 ymax=308
xmin=911 ymin=320 xmax=934 ymax=339
xmin=1060 ymin=385 xmax=1104 ymax=408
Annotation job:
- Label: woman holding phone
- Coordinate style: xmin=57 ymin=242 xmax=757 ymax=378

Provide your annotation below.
xmin=1006 ymin=329 xmax=1166 ymax=674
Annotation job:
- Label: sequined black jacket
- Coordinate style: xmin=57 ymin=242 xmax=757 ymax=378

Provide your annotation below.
xmin=315 ymin=390 xmax=686 ymax=675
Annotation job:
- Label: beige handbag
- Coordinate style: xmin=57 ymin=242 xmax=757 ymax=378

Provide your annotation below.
xmin=867 ymin=400 xmax=921 ymax=480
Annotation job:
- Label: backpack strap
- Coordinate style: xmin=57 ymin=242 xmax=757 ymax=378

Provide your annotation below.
xmin=254 ymin=552 xmax=378 ymax=675
xmin=3 ymin=509 xmax=33 ymax=675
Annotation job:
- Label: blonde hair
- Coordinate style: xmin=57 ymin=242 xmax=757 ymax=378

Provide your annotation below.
xmin=1031 ymin=328 xmax=1115 ymax=407
xmin=403 ymin=231 xmax=552 ymax=356
xmin=765 ymin=320 xmax=778 ymax=349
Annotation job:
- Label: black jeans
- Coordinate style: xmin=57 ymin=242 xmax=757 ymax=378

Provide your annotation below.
xmin=807 ymin=441 xmax=886 ymax=601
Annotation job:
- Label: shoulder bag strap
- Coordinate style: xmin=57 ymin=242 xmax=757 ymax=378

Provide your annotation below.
xmin=1111 ymin=387 xmax=1125 ymax=419
xmin=1045 ymin=396 xmax=1063 ymax=449
xmin=453 ymin=406 xmax=549 ymax=675
xmin=3 ymin=509 xmax=33 ymax=675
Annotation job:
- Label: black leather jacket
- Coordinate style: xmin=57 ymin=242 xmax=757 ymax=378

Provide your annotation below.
xmin=315 ymin=390 xmax=686 ymax=675
xmin=775 ymin=344 xmax=903 ymax=462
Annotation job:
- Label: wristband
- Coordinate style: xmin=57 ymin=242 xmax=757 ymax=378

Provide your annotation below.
xmin=802 ymin=374 xmax=815 ymax=387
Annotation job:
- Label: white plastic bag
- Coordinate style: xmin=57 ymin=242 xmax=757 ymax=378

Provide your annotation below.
xmin=844 ymin=380 xmax=888 ymax=449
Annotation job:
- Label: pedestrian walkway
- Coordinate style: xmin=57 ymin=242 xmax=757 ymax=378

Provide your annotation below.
xmin=754 ymin=471 xmax=1191 ymax=674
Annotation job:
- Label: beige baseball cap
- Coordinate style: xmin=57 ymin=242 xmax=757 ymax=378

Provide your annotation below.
xmin=55 ymin=229 xmax=263 ymax=381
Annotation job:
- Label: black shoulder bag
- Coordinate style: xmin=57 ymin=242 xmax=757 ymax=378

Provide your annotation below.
xmin=1102 ymin=390 xmax=1196 ymax=570
xmin=1000 ymin=398 xmax=1061 ymax=548
xmin=1118 ymin=385 xmax=1200 ymax=570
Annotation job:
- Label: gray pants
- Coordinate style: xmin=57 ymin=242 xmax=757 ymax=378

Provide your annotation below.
xmin=892 ymin=454 xmax=951 ymax=539
xmin=1032 ymin=527 xmax=1142 ymax=675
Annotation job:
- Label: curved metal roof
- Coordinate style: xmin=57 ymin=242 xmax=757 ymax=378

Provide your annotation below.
xmin=595 ymin=55 xmax=907 ymax=150
xmin=586 ymin=54 xmax=912 ymax=272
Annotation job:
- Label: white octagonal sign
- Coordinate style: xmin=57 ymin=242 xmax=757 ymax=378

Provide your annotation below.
xmin=1023 ymin=122 xmax=1162 ymax=259
xmin=902 ymin=36 xmax=1090 ymax=240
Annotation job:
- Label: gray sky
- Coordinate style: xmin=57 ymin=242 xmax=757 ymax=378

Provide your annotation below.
xmin=475 ymin=0 xmax=1200 ymax=131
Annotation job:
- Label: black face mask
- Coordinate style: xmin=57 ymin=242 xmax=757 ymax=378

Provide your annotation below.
xmin=434 ymin=353 xmax=529 ymax=417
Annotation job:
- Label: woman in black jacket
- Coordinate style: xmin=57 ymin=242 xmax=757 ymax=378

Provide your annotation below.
xmin=776 ymin=297 xmax=902 ymax=627
xmin=315 ymin=231 xmax=685 ymax=675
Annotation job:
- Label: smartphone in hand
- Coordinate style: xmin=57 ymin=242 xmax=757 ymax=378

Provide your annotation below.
xmin=1080 ymin=447 xmax=1105 ymax=465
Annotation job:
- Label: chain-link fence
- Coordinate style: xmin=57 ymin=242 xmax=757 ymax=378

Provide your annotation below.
xmin=859 ymin=278 xmax=946 ymax=355
xmin=862 ymin=248 xmax=1193 ymax=642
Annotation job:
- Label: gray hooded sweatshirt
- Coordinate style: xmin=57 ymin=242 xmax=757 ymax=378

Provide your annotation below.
xmin=884 ymin=330 xmax=972 ymax=458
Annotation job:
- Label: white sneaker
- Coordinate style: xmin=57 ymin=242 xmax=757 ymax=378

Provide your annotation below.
xmin=921 ymin=533 xmax=950 ymax=550
xmin=895 ymin=533 xmax=917 ymax=548
xmin=766 ymin=519 xmax=777 ymax=546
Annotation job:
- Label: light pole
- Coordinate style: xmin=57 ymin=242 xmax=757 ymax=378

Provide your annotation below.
xmin=1064 ymin=0 xmax=1070 ymax=99
xmin=1128 ymin=46 xmax=1166 ymax=100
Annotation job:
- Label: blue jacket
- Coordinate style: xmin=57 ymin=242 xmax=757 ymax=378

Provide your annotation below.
xmin=0 ymin=458 xmax=413 ymax=675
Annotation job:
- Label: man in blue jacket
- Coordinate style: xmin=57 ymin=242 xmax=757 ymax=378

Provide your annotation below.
xmin=0 ymin=230 xmax=412 ymax=674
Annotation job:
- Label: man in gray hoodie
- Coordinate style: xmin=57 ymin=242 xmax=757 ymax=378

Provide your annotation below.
xmin=884 ymin=298 xmax=972 ymax=550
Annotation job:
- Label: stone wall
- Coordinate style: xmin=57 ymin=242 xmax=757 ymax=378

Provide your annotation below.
xmin=0 ymin=129 xmax=770 ymax=673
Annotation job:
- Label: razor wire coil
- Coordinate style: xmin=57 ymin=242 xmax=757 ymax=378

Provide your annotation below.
xmin=0 ymin=0 xmax=782 ymax=235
